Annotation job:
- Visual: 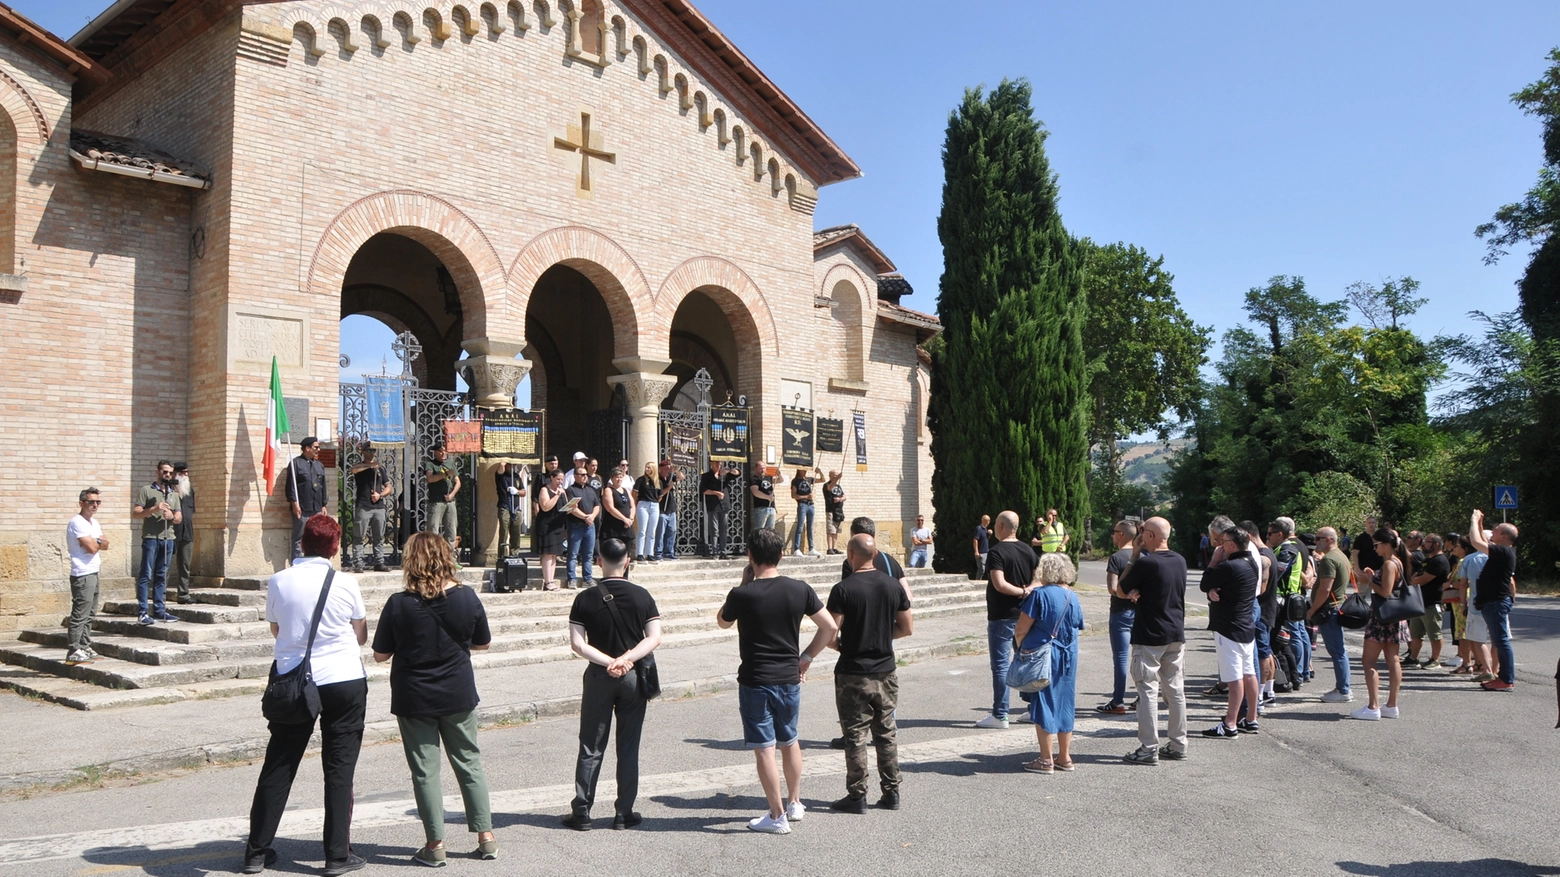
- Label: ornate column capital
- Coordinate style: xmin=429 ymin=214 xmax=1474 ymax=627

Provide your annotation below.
xmin=607 ymin=371 xmax=677 ymax=411
xmin=467 ymin=356 xmax=532 ymax=409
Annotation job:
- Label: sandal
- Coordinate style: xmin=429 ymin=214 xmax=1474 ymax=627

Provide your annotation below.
xmin=1054 ymin=760 xmax=1075 ymax=771
xmin=1449 ymin=665 xmax=1473 ymax=675
xmin=1022 ymin=758 xmax=1054 ymax=774
xmin=543 ymin=580 xmax=560 ymax=592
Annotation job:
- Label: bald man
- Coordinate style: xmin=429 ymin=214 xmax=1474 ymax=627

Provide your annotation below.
xmin=826 ymin=534 xmax=913 ymax=812
xmin=1116 ymin=516 xmax=1189 ymax=765
xmin=1470 ymin=510 xmax=1520 ymax=691
xmin=976 ymin=511 xmax=1039 ymax=730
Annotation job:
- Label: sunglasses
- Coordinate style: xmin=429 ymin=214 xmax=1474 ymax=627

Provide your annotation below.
xmin=84 ymin=500 xmax=102 ymax=505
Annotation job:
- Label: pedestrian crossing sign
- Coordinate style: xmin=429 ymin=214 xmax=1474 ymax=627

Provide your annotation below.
xmin=1494 ymin=486 xmax=1519 ymax=510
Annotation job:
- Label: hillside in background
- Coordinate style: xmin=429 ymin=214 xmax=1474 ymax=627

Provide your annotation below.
xmin=1116 ymin=438 xmax=1190 ymax=488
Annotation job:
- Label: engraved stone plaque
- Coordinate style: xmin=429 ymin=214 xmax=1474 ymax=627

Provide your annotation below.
xmin=234 ymin=313 xmax=304 ymax=366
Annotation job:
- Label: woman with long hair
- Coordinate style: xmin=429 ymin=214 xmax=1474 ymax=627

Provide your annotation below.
xmin=632 ymin=462 xmax=661 ymax=563
xmin=373 ymin=532 xmax=496 ymax=865
xmin=535 ymin=468 xmax=568 ymax=591
xmin=1352 ymin=528 xmax=1411 ymax=721
xmin=1013 ymin=553 xmax=1085 ymax=772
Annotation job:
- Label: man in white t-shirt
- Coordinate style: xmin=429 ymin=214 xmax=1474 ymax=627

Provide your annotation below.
xmin=65 ymin=487 xmax=109 ymax=665
xmin=909 ymin=515 xmax=933 ymax=568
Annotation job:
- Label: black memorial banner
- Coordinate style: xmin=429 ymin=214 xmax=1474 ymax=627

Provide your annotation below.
xmin=853 ymin=411 xmax=868 ymax=472
xmin=816 ymin=418 xmax=844 ymax=453
xmin=481 ymin=409 xmax=544 ymax=465
xmin=782 ymin=408 xmax=814 ymax=467
xmin=708 ymin=408 xmax=749 ymax=462
xmin=665 ymin=424 xmax=702 ymax=469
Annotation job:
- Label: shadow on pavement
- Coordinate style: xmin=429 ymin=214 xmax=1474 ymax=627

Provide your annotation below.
xmin=1337 ymin=858 xmax=1560 ymax=876
xmin=80 ymin=838 xmax=406 ymax=876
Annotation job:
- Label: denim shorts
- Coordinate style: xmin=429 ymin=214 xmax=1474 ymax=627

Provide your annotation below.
xmin=737 ymin=683 xmax=801 ymax=749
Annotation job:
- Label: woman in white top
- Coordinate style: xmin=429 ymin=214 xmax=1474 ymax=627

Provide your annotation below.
xmin=243 ymin=515 xmax=370 ymax=877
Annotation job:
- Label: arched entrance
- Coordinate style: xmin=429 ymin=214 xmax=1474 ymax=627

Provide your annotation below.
xmin=340 ymin=232 xmax=465 ymax=389
xmin=523 ymin=263 xmax=622 ymax=461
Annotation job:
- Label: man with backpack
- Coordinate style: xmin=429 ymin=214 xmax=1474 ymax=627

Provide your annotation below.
xmin=1265 ymin=518 xmax=1315 ymax=696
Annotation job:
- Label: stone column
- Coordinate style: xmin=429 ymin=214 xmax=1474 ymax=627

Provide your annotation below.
xmin=607 ymin=369 xmax=678 ymax=469
xmin=462 ymin=337 xmax=532 ymax=409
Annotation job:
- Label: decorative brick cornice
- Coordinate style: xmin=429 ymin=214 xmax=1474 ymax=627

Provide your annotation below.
xmin=0 ymin=68 xmax=49 ymax=143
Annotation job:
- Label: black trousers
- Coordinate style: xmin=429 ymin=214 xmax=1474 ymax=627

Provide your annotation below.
xmin=246 ymin=677 xmax=368 ymax=863
xmin=571 ymin=663 xmax=646 ymax=818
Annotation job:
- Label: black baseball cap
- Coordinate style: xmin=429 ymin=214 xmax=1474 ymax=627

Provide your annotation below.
xmin=545 ymin=454 xmax=558 ymax=463
xmin=173 ymin=462 xmax=189 ymax=472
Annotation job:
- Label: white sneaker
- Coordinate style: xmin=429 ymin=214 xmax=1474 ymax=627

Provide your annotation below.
xmin=1321 ymin=689 xmax=1354 ymax=704
xmin=1380 ymin=706 xmax=1400 ymax=719
xmin=808 ymin=550 xmax=822 ymax=557
xmin=784 ymin=801 xmax=806 ymax=822
xmin=747 ymin=813 xmax=790 ymax=834
xmin=1350 ymin=706 xmax=1381 ymax=721
xmin=974 ymin=714 xmax=1009 ymax=730
xmin=792 ymin=549 xmax=804 ymax=557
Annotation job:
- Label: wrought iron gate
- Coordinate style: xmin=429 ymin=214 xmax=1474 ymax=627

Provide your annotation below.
xmin=658 ymin=400 xmax=748 ymax=557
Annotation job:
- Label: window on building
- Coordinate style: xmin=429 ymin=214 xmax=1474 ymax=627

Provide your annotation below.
xmin=0 ymin=111 xmax=16 ymax=274
xmin=579 ymin=0 xmax=603 ymax=54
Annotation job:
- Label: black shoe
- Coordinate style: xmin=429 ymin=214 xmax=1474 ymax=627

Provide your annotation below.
xmin=321 ymin=853 xmax=366 ymax=876
xmin=561 ymin=813 xmax=593 ymax=831
xmin=373 ymin=562 xmax=389 ymax=572
xmin=829 ymin=736 xmax=847 ymax=749
xmin=876 ymin=790 xmax=900 ymax=811
xmin=177 ymin=596 xmax=196 ymax=605
xmin=1202 ymin=722 xmax=1239 ymax=739
xmin=830 ymin=795 xmax=868 ymax=814
xmin=1159 ymin=746 xmax=1188 ymax=761
xmin=611 ymin=812 xmax=642 ymax=830
xmin=1237 ymin=718 xmax=1260 ymax=734
xmin=241 ymin=848 xmax=277 ymax=874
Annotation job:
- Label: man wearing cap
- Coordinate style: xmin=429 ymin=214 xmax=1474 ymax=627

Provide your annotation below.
xmin=284 ymin=438 xmax=327 ymax=563
xmin=426 ymin=441 xmax=461 ymax=549
xmin=495 ymin=461 xmax=527 ymax=560
xmin=172 ymin=462 xmax=196 ymax=604
xmin=350 ymin=443 xmax=393 ymax=572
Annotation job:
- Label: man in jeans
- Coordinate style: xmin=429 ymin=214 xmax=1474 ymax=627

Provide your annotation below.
xmin=716 ymin=527 xmax=838 ymax=834
xmin=65 ymin=487 xmax=108 ymax=664
xmin=749 ymin=457 xmax=777 ymax=532
xmin=908 ymin=515 xmax=932 ymax=568
xmin=132 ymin=460 xmax=182 ymax=625
xmin=655 ymin=459 xmax=680 ymax=560
xmin=1470 ymin=509 xmax=1520 ymax=691
xmin=975 ymin=511 xmax=1038 ymax=730
xmin=1096 ymin=520 xmax=1137 ymax=714
xmin=563 ymin=538 xmax=662 ymax=830
xmin=1308 ymin=527 xmax=1354 ymax=703
xmin=827 ymin=533 xmax=913 ymax=813
xmin=1117 ymin=516 xmax=1188 ymax=765
xmin=564 ymin=467 xmax=600 ymax=588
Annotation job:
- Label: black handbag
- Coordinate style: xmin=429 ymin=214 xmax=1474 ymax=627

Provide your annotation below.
xmin=1373 ymin=561 xmax=1426 ymax=623
xmin=1337 ymin=589 xmax=1372 ymax=630
xmin=261 ymin=569 xmax=335 ymax=724
xmin=601 ymin=583 xmax=660 ymax=700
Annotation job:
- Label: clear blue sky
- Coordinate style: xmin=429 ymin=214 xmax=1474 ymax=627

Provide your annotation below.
xmin=19 ymin=0 xmax=1560 ymax=394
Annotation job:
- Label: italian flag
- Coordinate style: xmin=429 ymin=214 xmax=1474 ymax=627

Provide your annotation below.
xmin=262 ymin=356 xmax=290 ymax=494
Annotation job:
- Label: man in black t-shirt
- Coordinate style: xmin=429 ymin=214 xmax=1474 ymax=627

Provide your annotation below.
xmin=1352 ymin=515 xmax=1382 ymax=580
xmin=563 ymin=468 xmax=600 ymax=588
xmin=1470 ymin=510 xmax=1520 ymax=690
xmin=716 ymin=527 xmax=837 ymax=834
xmin=977 ymin=511 xmax=1038 ymax=730
xmin=822 ymin=471 xmax=846 ymax=555
xmin=1097 ymin=520 xmax=1138 ymax=714
xmin=700 ymin=460 xmax=737 ymax=559
xmin=839 ymin=516 xmax=912 ymax=602
xmin=749 ymin=457 xmax=777 ymax=532
xmin=1408 ymin=533 xmax=1450 ymax=669
xmin=1116 ymin=516 xmax=1189 ymax=765
xmin=655 ymin=459 xmax=680 ymax=560
xmin=827 ymin=534 xmax=913 ymax=813
xmin=563 ymin=538 xmax=662 ymax=830
xmin=349 ymin=443 xmax=393 ymax=572
xmin=972 ymin=514 xmax=991 ymax=581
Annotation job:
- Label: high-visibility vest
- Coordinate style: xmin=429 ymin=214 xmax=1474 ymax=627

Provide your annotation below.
xmin=1040 ymin=521 xmax=1067 ymax=552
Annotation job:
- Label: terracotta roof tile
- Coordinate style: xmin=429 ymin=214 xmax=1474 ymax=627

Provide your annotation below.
xmin=69 ymin=129 xmax=210 ymax=186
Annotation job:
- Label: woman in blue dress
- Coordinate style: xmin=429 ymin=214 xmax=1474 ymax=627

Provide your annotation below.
xmin=1013 ymin=552 xmax=1084 ymax=773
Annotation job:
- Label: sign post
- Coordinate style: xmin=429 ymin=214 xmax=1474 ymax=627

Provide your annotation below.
xmin=1494 ymin=485 xmax=1519 ymax=523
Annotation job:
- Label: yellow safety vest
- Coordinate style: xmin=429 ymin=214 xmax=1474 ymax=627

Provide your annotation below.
xmin=1040 ymin=521 xmax=1067 ymax=553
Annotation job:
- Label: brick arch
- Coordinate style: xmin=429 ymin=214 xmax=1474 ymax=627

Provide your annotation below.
xmin=507 ymin=225 xmax=652 ymax=359
xmin=307 ymin=189 xmax=502 ymax=341
xmin=0 ymin=70 xmax=50 ymax=145
xmin=654 ymin=256 xmax=777 ymax=412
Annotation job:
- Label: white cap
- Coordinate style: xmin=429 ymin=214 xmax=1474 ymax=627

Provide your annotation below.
xmin=573 ymin=451 xmax=587 ymax=461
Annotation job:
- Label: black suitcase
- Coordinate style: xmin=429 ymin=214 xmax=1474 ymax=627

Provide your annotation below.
xmin=494 ymin=556 xmax=529 ymax=592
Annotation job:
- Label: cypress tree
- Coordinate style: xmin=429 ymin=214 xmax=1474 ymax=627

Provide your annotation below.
xmin=928 ymin=79 xmax=1090 ymax=572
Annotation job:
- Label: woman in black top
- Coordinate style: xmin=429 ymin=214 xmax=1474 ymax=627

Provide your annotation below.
xmin=601 ymin=463 xmax=637 ymax=546
xmin=790 ymin=467 xmax=819 ymax=556
xmin=1353 ymin=528 xmax=1410 ymax=722
xmin=535 ymin=468 xmax=568 ymax=591
xmin=372 ymin=533 xmax=496 ymax=865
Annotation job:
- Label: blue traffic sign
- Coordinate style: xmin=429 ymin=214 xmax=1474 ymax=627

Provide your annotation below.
xmin=1494 ymin=486 xmax=1519 ymax=510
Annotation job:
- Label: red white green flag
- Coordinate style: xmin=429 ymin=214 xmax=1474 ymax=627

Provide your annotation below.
xmin=262 ymin=356 xmax=290 ymax=494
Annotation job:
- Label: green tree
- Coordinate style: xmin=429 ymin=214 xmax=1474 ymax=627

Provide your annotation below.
xmin=929 ymin=79 xmax=1090 ymax=572
xmin=1292 ymin=471 xmax=1378 ymax=535
xmin=1078 ymin=241 xmax=1210 ymax=532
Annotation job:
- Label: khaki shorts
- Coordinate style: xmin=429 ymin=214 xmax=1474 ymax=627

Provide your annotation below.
xmin=826 ymin=516 xmax=841 ymax=536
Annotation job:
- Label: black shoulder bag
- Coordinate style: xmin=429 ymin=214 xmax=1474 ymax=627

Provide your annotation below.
xmin=261 ymin=569 xmax=335 ymax=724
xmin=601 ymin=585 xmax=660 ymax=700
xmin=417 ymin=590 xmax=472 ymax=654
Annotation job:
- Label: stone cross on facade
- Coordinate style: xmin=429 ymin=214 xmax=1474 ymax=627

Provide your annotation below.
xmin=553 ymin=111 xmax=616 ymax=195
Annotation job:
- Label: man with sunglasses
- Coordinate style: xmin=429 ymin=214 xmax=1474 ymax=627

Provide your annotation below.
xmin=132 ymin=460 xmax=183 ymax=625
xmin=65 ymin=488 xmax=109 ymax=664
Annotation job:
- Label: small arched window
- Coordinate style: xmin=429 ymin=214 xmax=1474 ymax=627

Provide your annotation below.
xmin=1 ymin=110 xmax=16 ymax=275
xmin=579 ymin=0 xmax=603 ymax=54
xmin=831 ymin=279 xmax=865 ymax=382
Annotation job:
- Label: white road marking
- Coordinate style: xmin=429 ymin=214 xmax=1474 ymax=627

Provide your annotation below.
xmin=0 ymin=727 xmax=1065 ymax=867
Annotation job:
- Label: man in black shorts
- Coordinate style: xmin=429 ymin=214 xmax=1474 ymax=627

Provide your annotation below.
xmin=563 ymin=538 xmax=662 ymax=830
xmin=827 ymin=533 xmax=913 ymax=813
xmin=716 ymin=528 xmax=837 ymax=834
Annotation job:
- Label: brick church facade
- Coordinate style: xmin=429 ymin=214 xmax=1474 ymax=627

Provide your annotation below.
xmin=0 ymin=0 xmax=938 ymax=627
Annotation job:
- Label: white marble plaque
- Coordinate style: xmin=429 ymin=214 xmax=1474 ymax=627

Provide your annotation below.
xmin=234 ymin=313 xmax=304 ymax=366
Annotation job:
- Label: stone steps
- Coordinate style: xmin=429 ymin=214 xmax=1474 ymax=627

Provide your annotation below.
xmin=0 ymin=555 xmax=988 ymax=703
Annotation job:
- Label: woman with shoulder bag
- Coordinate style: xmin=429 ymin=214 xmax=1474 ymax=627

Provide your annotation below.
xmin=372 ymin=533 xmax=497 ymax=866
xmin=244 ymin=515 xmax=370 ymax=876
xmin=1012 ymin=553 xmax=1085 ymax=773
xmin=1352 ymin=528 xmax=1411 ymax=721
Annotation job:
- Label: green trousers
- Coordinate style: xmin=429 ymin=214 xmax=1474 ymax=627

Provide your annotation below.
xmin=397 ymin=710 xmax=492 ymax=843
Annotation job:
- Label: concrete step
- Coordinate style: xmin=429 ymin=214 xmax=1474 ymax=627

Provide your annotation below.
xmin=90 ymin=615 xmax=272 ymax=645
xmin=17 ymin=629 xmax=275 ymax=665
xmin=100 ymin=601 xmax=260 ymax=625
xmin=0 ymin=640 xmax=274 ymax=689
